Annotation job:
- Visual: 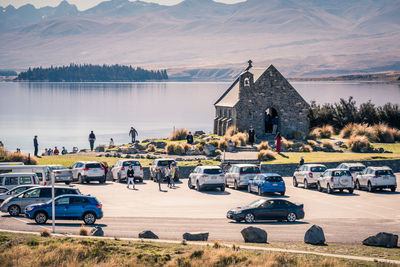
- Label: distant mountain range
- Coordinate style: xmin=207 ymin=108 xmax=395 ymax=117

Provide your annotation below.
xmin=1 ymin=0 xmax=400 ymax=79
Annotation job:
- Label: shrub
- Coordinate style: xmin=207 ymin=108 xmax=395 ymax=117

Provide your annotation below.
xmin=291 ymin=142 xmax=304 ymax=149
xmin=224 ymin=126 xmax=238 ymax=137
xmin=258 ymin=141 xmax=270 ymax=151
xmin=352 ymin=123 xmax=377 ymax=142
xmin=79 ymin=226 xmax=88 ymax=236
xmin=393 ymin=129 xmax=400 ymax=142
xmin=257 ymin=150 xmax=276 ymax=161
xmin=321 ymin=141 xmax=333 ymax=150
xmin=207 ymin=140 xmax=219 ymax=148
xmin=281 ymin=137 xmax=293 ymax=149
xmin=182 ymin=143 xmax=191 ymax=152
xmin=146 ymin=144 xmax=156 ymax=152
xmin=299 ymin=145 xmax=313 ymax=152
xmin=166 ymin=143 xmax=176 ymax=154
xmin=320 ymin=125 xmax=334 ymax=138
xmin=174 ymin=144 xmax=185 ymax=155
xmin=307 ymin=140 xmax=319 ymax=148
xmin=218 ymin=139 xmax=228 ymax=151
xmin=230 ymin=136 xmax=241 ymax=146
xmin=196 ymin=143 xmax=204 ymax=151
xmin=166 ymin=143 xmax=186 ymax=155
xmin=372 ymin=123 xmax=395 ymax=143
xmin=169 ymin=128 xmax=188 ymax=141
xmin=40 ymin=230 xmax=51 ymax=237
xmin=340 ymin=123 xmax=356 ymax=139
xmin=231 ymin=133 xmax=247 ymax=146
xmin=347 ymin=136 xmax=371 ymax=152
xmin=288 ymin=130 xmax=303 ymax=140
xmin=0 ymin=146 xmax=37 ymax=165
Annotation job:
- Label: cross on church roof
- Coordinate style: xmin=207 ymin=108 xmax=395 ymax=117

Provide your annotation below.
xmin=246 ymin=60 xmax=253 ymax=71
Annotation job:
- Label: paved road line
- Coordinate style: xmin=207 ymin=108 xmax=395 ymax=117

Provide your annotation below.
xmin=11 ymin=216 xmax=51 ymax=231
xmin=0 ymin=229 xmax=399 ymax=265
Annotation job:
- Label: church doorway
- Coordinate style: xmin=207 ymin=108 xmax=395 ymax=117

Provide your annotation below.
xmin=264 ymin=107 xmax=278 ymax=133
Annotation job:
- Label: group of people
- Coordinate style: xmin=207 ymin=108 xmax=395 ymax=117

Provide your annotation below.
xmin=43 ymin=146 xmax=68 ymax=156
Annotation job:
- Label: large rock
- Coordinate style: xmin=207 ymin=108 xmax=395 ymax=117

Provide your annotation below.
xmin=240 ymin=227 xmax=267 ymax=243
xmin=133 ymin=143 xmax=145 ymax=151
xmin=194 ymin=131 xmax=205 ymax=136
xmin=182 ymin=232 xmax=209 ymax=241
xmin=203 ymin=144 xmax=216 ymax=156
xmin=90 ymin=226 xmax=104 ymax=237
xmin=138 ymin=230 xmax=159 ymax=239
xmin=186 ymin=149 xmax=201 ymax=155
xmin=363 ymin=232 xmax=398 ymax=248
xmin=304 ymin=225 xmax=325 ymax=245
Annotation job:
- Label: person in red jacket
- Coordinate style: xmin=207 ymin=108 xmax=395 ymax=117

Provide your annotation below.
xmin=54 ymin=146 xmax=59 ymax=155
xmin=275 ymin=132 xmax=282 ymax=153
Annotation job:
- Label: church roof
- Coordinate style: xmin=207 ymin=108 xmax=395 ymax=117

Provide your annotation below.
xmin=214 ymin=67 xmax=265 ymax=107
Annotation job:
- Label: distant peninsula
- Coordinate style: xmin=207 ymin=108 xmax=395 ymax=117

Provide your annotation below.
xmin=15 ymin=64 xmax=168 ymax=82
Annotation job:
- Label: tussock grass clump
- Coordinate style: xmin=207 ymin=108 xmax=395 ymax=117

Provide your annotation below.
xmin=347 ymin=136 xmax=371 ymax=152
xmin=340 ymin=123 xmax=399 ymax=143
xmin=373 ymin=123 xmax=395 ymax=143
xmin=321 ymin=141 xmax=333 ymax=150
xmin=146 ymin=145 xmax=156 ymax=152
xmin=307 ymin=140 xmax=319 ymax=148
xmin=218 ymin=138 xmax=228 ymax=151
xmin=299 ymin=145 xmax=313 ymax=152
xmin=79 ymin=226 xmax=88 ymax=236
xmin=40 ymin=230 xmax=51 ymax=237
xmin=234 ymin=132 xmax=248 ymax=146
xmin=257 ymin=150 xmax=276 ymax=161
xmin=0 ymin=146 xmax=37 ymax=165
xmin=207 ymin=140 xmax=219 ymax=148
xmin=352 ymin=123 xmax=378 ymax=142
xmin=281 ymin=137 xmax=294 ymax=150
xmin=258 ymin=141 xmax=270 ymax=151
xmin=340 ymin=123 xmax=357 ymax=139
xmin=168 ymin=128 xmax=188 ymax=141
xmin=224 ymin=126 xmax=238 ymax=137
xmin=166 ymin=143 xmax=186 ymax=155
xmin=311 ymin=125 xmax=334 ymax=139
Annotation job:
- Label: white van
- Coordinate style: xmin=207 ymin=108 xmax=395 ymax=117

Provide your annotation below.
xmin=0 ymin=165 xmax=51 ymax=185
xmin=0 ymin=173 xmax=40 ymax=189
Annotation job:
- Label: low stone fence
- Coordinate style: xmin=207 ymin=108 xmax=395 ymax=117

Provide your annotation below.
xmin=142 ymin=166 xmax=196 ymax=180
xmin=260 ymin=159 xmax=400 ymax=177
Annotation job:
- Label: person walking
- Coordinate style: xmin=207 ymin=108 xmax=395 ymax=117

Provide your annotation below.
xmin=88 ymin=131 xmax=96 ymax=151
xmin=275 ymin=132 xmax=282 ymax=153
xmin=126 ymin=165 xmax=135 ymax=189
xmin=248 ymin=126 xmax=255 ymax=147
xmin=33 ymin=136 xmax=39 ymax=157
xmin=156 ymin=168 xmax=163 ymax=191
xmin=186 ymin=131 xmax=194 ymax=144
xmin=165 ymin=165 xmax=172 ymax=188
xmin=129 ymin=127 xmax=138 ymax=143
xmin=170 ymin=164 xmax=176 ymax=188
xmin=109 ymin=138 xmax=114 ymax=147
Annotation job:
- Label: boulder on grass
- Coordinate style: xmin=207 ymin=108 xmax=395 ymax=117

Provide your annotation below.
xmin=304 ymin=225 xmax=325 ymax=245
xmin=138 ymin=230 xmax=159 ymax=239
xmin=203 ymin=144 xmax=216 ymax=156
xmin=241 ymin=227 xmax=267 ymax=243
xmin=182 ymin=232 xmax=209 ymax=241
xmin=363 ymin=232 xmax=398 ymax=248
xmin=90 ymin=226 xmax=104 ymax=237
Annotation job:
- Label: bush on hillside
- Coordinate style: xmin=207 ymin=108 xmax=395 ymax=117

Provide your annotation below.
xmin=257 ymin=150 xmax=276 ymax=161
xmin=258 ymin=141 xmax=270 ymax=151
xmin=347 ymin=136 xmax=371 ymax=152
xmin=0 ymin=147 xmax=37 ymax=165
xmin=169 ymin=128 xmax=188 ymax=141
xmin=224 ymin=126 xmax=238 ymax=137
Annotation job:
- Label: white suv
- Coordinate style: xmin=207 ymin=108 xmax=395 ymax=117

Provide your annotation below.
xmin=336 ymin=163 xmax=366 ymax=179
xmin=293 ymin=164 xmax=327 ymax=189
xmin=71 ymin=161 xmax=105 ymax=184
xmin=317 ymin=169 xmax=354 ymax=194
xmin=188 ymin=166 xmax=225 ymax=191
xmin=225 ymin=164 xmax=260 ymax=190
xmin=111 ymin=159 xmax=143 ymax=183
xmin=355 ymin=166 xmax=397 ymax=192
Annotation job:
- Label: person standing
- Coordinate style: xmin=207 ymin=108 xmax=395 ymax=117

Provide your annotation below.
xmin=156 ymin=168 xmax=163 ymax=191
xmin=186 ymin=131 xmax=194 ymax=144
xmin=126 ymin=165 xmax=135 ymax=189
xmin=109 ymin=138 xmax=114 ymax=147
xmin=129 ymin=127 xmax=138 ymax=143
xmin=299 ymin=156 xmax=304 ymax=167
xmin=248 ymin=126 xmax=255 ymax=147
xmin=197 ymin=160 xmax=203 ymax=166
xmin=88 ymin=131 xmax=96 ymax=151
xmin=165 ymin=165 xmax=172 ymax=188
xmin=272 ymin=116 xmax=279 ymax=135
xmin=33 ymin=136 xmax=39 ymax=157
xmin=275 ymin=132 xmax=282 ymax=153
xmin=61 ymin=147 xmax=67 ymax=155
xmin=170 ymin=164 xmax=176 ymax=188
xmin=54 ymin=146 xmax=59 ymax=155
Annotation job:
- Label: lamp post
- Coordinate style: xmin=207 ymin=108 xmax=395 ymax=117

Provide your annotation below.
xmin=51 ymin=174 xmax=55 ymax=233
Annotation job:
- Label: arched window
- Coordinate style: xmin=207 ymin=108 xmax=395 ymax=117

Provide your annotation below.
xmin=244 ymin=78 xmax=250 ymax=87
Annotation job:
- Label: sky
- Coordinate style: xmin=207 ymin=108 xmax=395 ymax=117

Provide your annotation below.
xmin=0 ymin=0 xmax=246 ymax=10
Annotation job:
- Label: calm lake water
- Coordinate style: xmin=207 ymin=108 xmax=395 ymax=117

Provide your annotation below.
xmin=1 ymin=81 xmax=400 ymax=153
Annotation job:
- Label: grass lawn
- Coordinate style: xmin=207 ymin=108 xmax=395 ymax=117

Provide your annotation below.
xmin=0 ymin=232 xmax=396 ymax=267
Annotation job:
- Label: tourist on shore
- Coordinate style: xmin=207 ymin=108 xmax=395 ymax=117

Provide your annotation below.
xmin=299 ymin=156 xmax=304 ymax=167
xmin=61 ymin=147 xmax=67 ymax=155
xmin=275 ymin=132 xmax=282 ymax=153
xmin=72 ymin=147 xmax=79 ymax=153
xmin=88 ymin=131 xmax=96 ymax=151
xmin=165 ymin=165 xmax=172 ymax=188
xmin=156 ymin=168 xmax=163 ymax=191
xmin=43 ymin=148 xmax=48 ymax=156
xmin=16 ymin=148 xmax=21 ymax=153
xmin=126 ymin=165 xmax=135 ymax=189
xmin=186 ymin=131 xmax=194 ymax=144
xmin=129 ymin=127 xmax=138 ymax=143
xmin=170 ymin=163 xmax=176 ymax=188
xmin=248 ymin=126 xmax=255 ymax=147
xmin=109 ymin=138 xmax=114 ymax=147
xmin=54 ymin=147 xmax=59 ymax=155
xmin=197 ymin=160 xmax=203 ymax=166
xmin=101 ymin=162 xmax=109 ymax=181
xmin=33 ymin=136 xmax=39 ymax=157
xmin=272 ymin=116 xmax=279 ymax=135
xmin=0 ymin=141 xmax=3 ymax=147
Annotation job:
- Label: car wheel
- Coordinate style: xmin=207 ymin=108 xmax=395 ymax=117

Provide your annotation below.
xmin=220 ymin=184 xmax=225 ymax=192
xmin=247 ymin=185 xmax=251 ymax=193
xmin=287 ymin=212 xmax=297 ymax=222
xmin=234 ymin=181 xmax=238 ymax=190
xmin=196 ymin=180 xmax=202 ymax=191
xmin=188 ymin=179 xmax=193 ymax=189
xmin=390 ymin=186 xmax=396 ymax=192
xmin=244 ymin=213 xmax=255 ymax=223
xmin=367 ymin=182 xmax=374 ymax=192
xmin=304 ymin=179 xmax=308 ymax=189
xmin=356 ymin=180 xmax=361 ymax=190
xmin=317 ymin=182 xmax=322 ymax=192
xmin=280 ymin=191 xmax=285 ymax=196
xmin=65 ymin=182 xmax=71 ymax=185
xmin=293 ymin=177 xmax=298 ymax=187
xmin=348 ymin=188 xmax=354 ymax=194
xmin=83 ymin=212 xmax=96 ymax=225
xmin=339 ymin=189 xmax=343 ymax=193
xmin=327 ymin=184 xmax=332 ymax=194
xmin=8 ymin=205 xmax=20 ymax=216
xmin=34 ymin=211 xmax=47 ymax=224
xmin=258 ymin=187 xmax=262 ymax=196
xmin=78 ymin=174 xmax=83 ymax=184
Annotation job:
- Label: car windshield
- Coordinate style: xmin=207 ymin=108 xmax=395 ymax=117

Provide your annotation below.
xmin=245 ymin=199 xmax=266 ymax=208
xmin=265 ymin=176 xmax=283 ymax=182
xmin=123 ymin=161 xmax=140 ymax=167
xmin=376 ymin=169 xmax=394 ymax=176
xmin=86 ymin=163 xmax=101 ymax=168
xmin=240 ymin=166 xmax=260 ymax=174
xmin=158 ymin=160 xmax=174 ymax=167
xmin=349 ymin=166 xmax=365 ymax=172
xmin=49 ymin=166 xmax=67 ymax=171
xmin=310 ymin=166 xmax=327 ymax=172
xmin=204 ymin=168 xmax=222 ymax=174
xmin=332 ymin=170 xmax=351 ymax=176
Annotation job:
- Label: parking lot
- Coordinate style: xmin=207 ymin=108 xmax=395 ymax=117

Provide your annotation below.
xmin=0 ymin=175 xmax=399 ymax=243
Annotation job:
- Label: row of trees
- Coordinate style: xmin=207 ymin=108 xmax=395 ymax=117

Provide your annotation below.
xmin=16 ymin=64 xmax=168 ymax=82
xmin=308 ymin=97 xmax=400 ymax=130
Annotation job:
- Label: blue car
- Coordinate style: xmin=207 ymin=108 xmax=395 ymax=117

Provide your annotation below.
xmin=248 ymin=173 xmax=286 ymax=196
xmin=25 ymin=195 xmax=103 ymax=225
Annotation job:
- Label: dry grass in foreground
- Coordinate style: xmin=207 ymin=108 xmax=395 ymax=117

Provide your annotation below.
xmin=0 ymin=232 xmax=396 ymax=267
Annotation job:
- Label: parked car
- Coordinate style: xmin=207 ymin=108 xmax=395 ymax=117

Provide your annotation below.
xmin=337 ymin=163 xmax=366 ymax=179
xmin=317 ymin=169 xmax=354 ymax=194
xmin=0 ymin=165 xmax=51 ymax=185
xmin=355 ymin=166 xmax=397 ymax=192
xmin=0 ymin=185 xmax=37 ymax=203
xmin=71 ymin=161 xmax=105 ymax=184
xmin=25 ymin=195 xmax=103 ymax=225
xmin=48 ymin=165 xmax=75 ymax=185
xmin=188 ymin=166 xmax=225 ymax=191
xmin=111 ymin=159 xmax=144 ymax=183
xmin=0 ymin=172 xmax=40 ymax=190
xmin=293 ymin=164 xmax=327 ymax=189
xmin=0 ymin=185 xmax=81 ymax=216
xmin=0 ymin=187 xmax=9 ymax=194
xmin=149 ymin=159 xmax=179 ymax=181
xmin=225 ymin=164 xmax=261 ymax=190
xmin=227 ymin=199 xmax=304 ymax=223
xmin=248 ymin=173 xmax=285 ymax=196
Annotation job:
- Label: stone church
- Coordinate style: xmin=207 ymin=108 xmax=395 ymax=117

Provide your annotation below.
xmin=213 ymin=61 xmax=310 ymax=139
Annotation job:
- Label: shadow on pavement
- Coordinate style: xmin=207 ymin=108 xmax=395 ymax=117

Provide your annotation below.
xmin=199 ymin=190 xmax=231 ymax=195
xmin=229 ymin=220 xmax=309 ymax=225
xmin=27 ymin=222 xmax=108 ymax=227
